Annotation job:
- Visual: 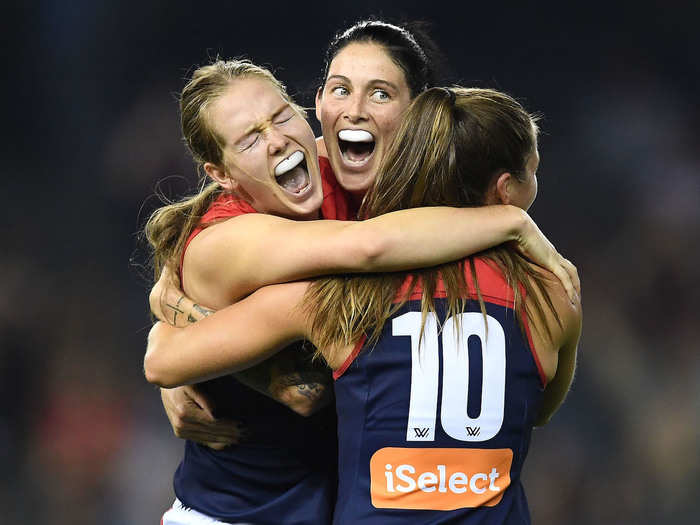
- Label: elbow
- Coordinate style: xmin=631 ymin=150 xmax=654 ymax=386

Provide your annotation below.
xmin=144 ymin=322 xmax=187 ymax=388
xmin=143 ymin=348 xmax=179 ymax=388
xmin=143 ymin=353 xmax=166 ymax=387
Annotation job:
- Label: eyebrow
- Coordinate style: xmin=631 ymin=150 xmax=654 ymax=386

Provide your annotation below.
xmin=235 ymin=103 xmax=291 ymax=145
xmin=325 ymin=75 xmax=399 ymax=92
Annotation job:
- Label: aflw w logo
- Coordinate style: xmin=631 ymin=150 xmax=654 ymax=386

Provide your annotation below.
xmin=465 ymin=426 xmax=481 ymax=437
xmin=413 ymin=427 xmax=431 ymax=438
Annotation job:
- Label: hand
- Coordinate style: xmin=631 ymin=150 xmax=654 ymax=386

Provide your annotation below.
xmin=515 ymin=214 xmax=580 ymax=302
xmin=149 ymin=266 xmax=212 ymax=327
xmin=160 ymin=385 xmax=245 ymax=450
xmin=149 ymin=266 xmax=182 ymax=324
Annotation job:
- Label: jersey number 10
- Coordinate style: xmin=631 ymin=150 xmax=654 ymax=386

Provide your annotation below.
xmin=392 ymin=311 xmax=506 ymax=443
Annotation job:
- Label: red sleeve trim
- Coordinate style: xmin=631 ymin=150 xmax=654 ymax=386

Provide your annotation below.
xmin=333 ymin=334 xmax=367 ymax=380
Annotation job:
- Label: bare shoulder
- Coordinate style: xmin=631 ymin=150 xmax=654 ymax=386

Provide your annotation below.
xmin=182 ymin=214 xmax=294 ymax=303
xmin=187 ymin=213 xmax=291 ymax=255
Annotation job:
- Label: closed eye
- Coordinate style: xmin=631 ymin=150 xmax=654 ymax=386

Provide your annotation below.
xmin=274 ymin=108 xmax=296 ymax=125
xmin=240 ymin=132 xmax=260 ymax=151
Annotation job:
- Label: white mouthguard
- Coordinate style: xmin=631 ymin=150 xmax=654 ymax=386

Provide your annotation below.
xmin=274 ymin=151 xmax=305 ymax=176
xmin=338 ymin=129 xmax=374 ymax=142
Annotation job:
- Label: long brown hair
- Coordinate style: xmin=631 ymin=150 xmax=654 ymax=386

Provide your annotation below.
xmin=305 ymin=87 xmax=560 ymax=361
xmin=145 ymin=59 xmax=304 ymax=278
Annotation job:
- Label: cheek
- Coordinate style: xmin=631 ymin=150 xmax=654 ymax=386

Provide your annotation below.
xmin=375 ymin=107 xmax=404 ymax=139
xmin=290 ymin=121 xmax=314 ymax=144
xmin=531 ymin=176 xmax=538 ymax=201
xmin=319 ymin=99 xmax=342 ymax=122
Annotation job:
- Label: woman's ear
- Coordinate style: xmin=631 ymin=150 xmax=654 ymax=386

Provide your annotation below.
xmin=494 ymin=171 xmax=515 ymax=205
xmin=315 ymin=86 xmax=323 ymax=124
xmin=204 ymin=162 xmax=238 ymax=192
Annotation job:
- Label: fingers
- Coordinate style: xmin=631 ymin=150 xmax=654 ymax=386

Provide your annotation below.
xmin=187 ymin=386 xmax=217 ymax=421
xmin=162 ymin=386 xmax=248 ymax=446
xmin=168 ymin=408 xmax=247 ymax=444
xmin=564 ymin=259 xmax=581 ymax=297
xmin=171 ymin=422 xmax=246 ymax=444
xmin=172 ymin=427 xmax=244 ymax=449
xmin=551 ymin=263 xmax=576 ymax=303
xmin=552 ymin=257 xmax=580 ymax=304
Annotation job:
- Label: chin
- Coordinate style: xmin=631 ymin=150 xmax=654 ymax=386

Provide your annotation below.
xmin=336 ymin=171 xmax=375 ymax=195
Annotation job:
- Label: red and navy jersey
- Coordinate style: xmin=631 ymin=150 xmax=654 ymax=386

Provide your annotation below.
xmin=332 ymin=259 xmax=546 ymax=524
xmin=172 ymin=159 xmax=348 ymax=524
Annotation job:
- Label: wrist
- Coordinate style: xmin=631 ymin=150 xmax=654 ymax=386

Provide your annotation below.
xmin=501 ymin=205 xmax=530 ymax=243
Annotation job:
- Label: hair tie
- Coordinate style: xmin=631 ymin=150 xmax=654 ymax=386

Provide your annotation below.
xmin=443 ymin=87 xmax=456 ymax=107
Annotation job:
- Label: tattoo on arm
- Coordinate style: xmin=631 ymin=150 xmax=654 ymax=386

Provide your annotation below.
xmin=164 ymin=295 xmax=214 ymax=326
xmin=233 ymin=344 xmax=333 ymax=409
xmin=295 ymin=382 xmax=324 ymax=401
xmin=191 ymin=303 xmax=214 ymax=320
xmin=165 ymin=295 xmax=186 ymax=326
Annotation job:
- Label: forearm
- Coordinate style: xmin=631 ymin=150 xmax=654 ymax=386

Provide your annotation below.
xmin=348 ymin=204 xmax=528 ymax=272
xmin=160 ymin=292 xmax=214 ymax=326
xmin=187 ymin=205 xmax=534 ymax=303
xmin=144 ymin=283 xmax=309 ymax=388
xmin=250 ymin=205 xmax=528 ymax=285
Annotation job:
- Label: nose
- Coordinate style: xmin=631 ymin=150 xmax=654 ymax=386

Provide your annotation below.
xmin=344 ymin=93 xmax=369 ymax=123
xmin=266 ymin=127 xmax=289 ymax=156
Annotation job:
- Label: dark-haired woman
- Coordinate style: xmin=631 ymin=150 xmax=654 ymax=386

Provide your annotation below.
xmin=146 ymin=87 xmax=582 ymax=524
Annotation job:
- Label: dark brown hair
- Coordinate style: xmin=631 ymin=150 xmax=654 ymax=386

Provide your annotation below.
xmin=322 ymin=19 xmax=442 ymax=97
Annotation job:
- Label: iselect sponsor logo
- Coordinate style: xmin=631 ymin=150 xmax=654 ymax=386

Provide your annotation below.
xmin=370 ymin=448 xmax=513 ymax=510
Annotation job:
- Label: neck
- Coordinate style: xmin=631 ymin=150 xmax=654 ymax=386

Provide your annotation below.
xmin=348 ymin=191 xmax=364 ymax=218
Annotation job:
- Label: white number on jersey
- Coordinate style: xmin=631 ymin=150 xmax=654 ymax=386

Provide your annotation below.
xmin=393 ymin=311 xmax=506 ymax=443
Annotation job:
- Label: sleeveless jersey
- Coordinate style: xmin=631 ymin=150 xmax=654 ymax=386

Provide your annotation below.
xmin=332 ymin=259 xmax=547 ymax=524
xmin=173 ymin=160 xmax=349 ymax=524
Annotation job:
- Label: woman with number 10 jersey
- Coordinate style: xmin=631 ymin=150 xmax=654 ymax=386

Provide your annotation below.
xmin=146 ymin=87 xmax=582 ymax=524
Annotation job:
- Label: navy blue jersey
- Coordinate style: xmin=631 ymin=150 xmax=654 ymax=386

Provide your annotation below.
xmin=171 ymin=168 xmax=348 ymax=524
xmin=173 ymin=357 xmax=338 ymax=524
xmin=332 ymin=259 xmax=546 ymax=524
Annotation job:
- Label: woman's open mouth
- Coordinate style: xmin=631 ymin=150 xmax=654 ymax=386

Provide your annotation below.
xmin=338 ymin=129 xmax=375 ymax=167
xmin=274 ymin=150 xmax=311 ymax=195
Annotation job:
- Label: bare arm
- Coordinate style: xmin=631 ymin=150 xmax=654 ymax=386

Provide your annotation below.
xmin=532 ymin=277 xmax=583 ymax=427
xmin=149 ymin=280 xmax=332 ymax=416
xmin=184 ymin=205 xmax=578 ymax=308
xmin=145 ymin=282 xmax=311 ymax=388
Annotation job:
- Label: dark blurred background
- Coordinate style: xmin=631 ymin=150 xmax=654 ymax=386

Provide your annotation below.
xmin=3 ymin=1 xmax=698 ymax=523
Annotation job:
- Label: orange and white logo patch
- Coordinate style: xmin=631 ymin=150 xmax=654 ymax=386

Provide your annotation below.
xmin=370 ymin=448 xmax=513 ymax=510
